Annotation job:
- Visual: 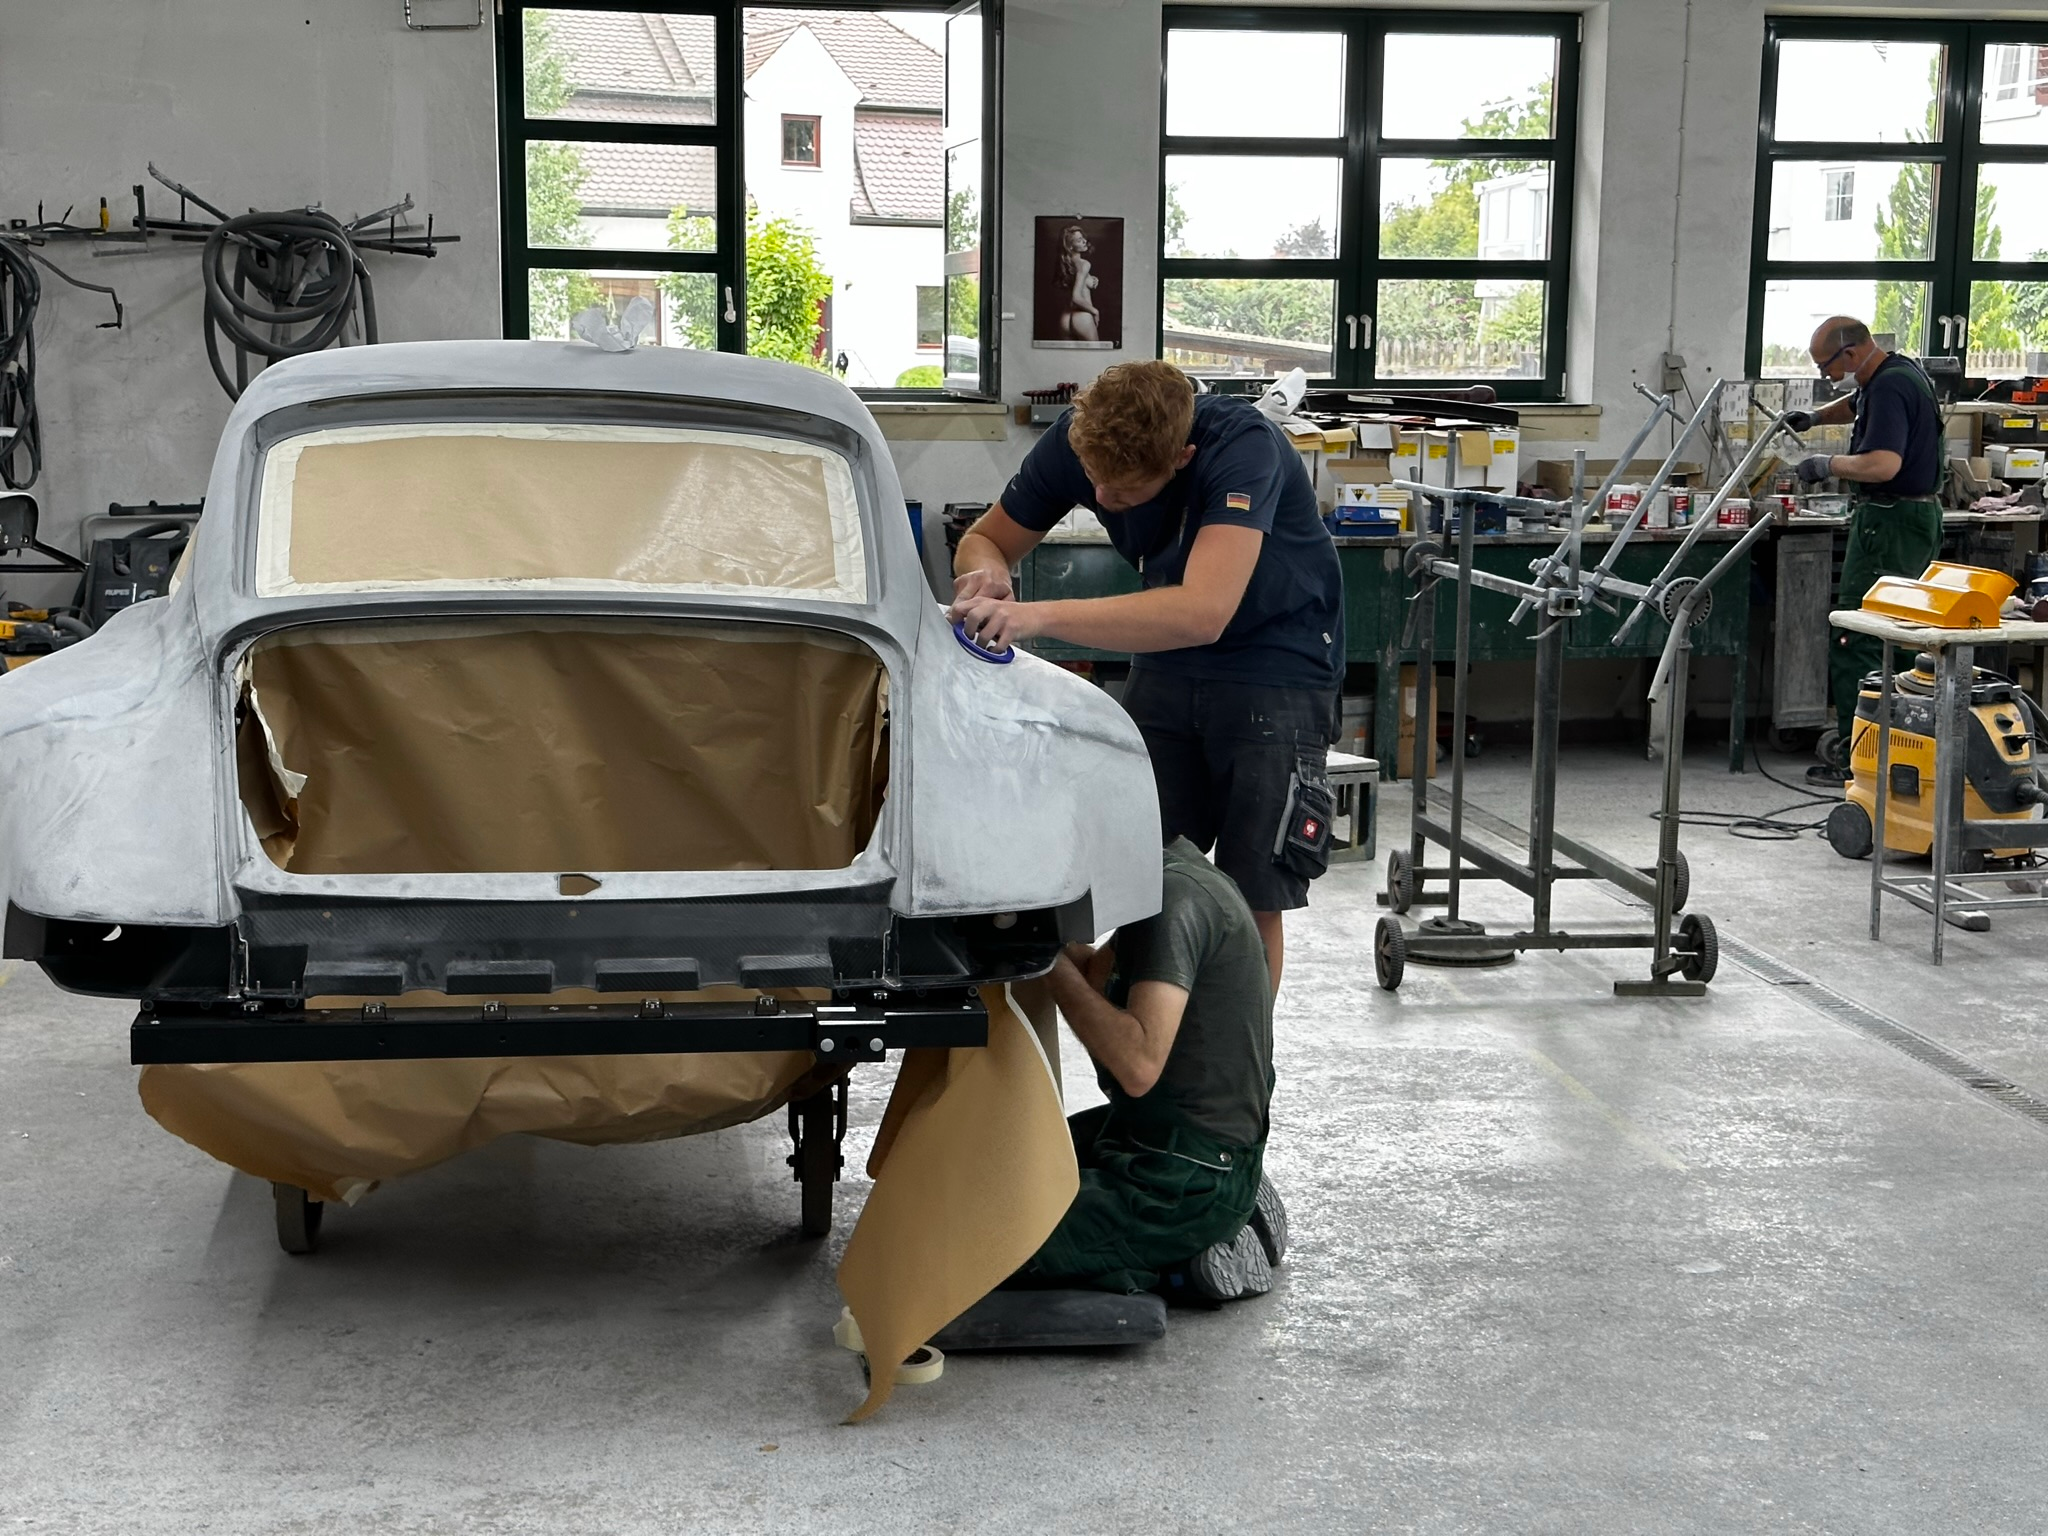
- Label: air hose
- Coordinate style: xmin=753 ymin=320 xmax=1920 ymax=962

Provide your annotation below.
xmin=200 ymin=209 xmax=377 ymax=400
xmin=0 ymin=236 xmax=41 ymax=489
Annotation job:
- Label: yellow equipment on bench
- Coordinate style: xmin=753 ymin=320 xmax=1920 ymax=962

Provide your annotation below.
xmin=1825 ymin=655 xmax=2047 ymax=862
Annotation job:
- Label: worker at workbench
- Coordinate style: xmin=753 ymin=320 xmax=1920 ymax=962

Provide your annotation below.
xmin=948 ymin=361 xmax=1345 ymax=989
xmin=1020 ymin=837 xmax=1285 ymax=1303
xmin=1786 ymin=315 xmax=1944 ymax=785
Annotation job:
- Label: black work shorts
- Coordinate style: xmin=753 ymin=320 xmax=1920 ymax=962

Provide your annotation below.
xmin=1120 ymin=669 xmax=1338 ymax=913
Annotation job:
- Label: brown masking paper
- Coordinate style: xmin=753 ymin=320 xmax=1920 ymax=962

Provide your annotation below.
xmin=139 ymin=988 xmax=830 ymax=1205
xmin=265 ymin=426 xmax=855 ymax=596
xmin=236 ymin=618 xmax=885 ymax=875
xmin=836 ymin=985 xmax=1079 ymax=1422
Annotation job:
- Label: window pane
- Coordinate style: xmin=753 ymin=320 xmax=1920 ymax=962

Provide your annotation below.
xmin=1161 ymin=278 xmax=1334 ymax=376
xmin=1771 ymin=40 xmax=1944 ymax=143
xmin=522 ymin=9 xmax=716 ymax=126
xmin=1379 ymin=158 xmax=1550 ymax=260
xmin=527 ymin=140 xmax=716 ymax=252
xmin=943 ymin=5 xmax=984 ymax=392
xmin=1968 ymin=281 xmax=2048 ymax=377
xmin=1165 ymin=31 xmax=1344 ymax=139
xmin=1979 ymin=43 xmax=2048 ymax=144
xmin=1375 ymin=279 xmax=1544 ymax=379
xmin=1162 ymin=156 xmax=1342 ymax=260
xmin=1974 ymin=163 xmax=2048 ymax=262
xmin=1766 ymin=160 xmax=1936 ymax=261
xmin=527 ymin=269 xmax=717 ymax=349
xmin=1757 ymin=279 xmax=1931 ymax=375
xmin=915 ymin=286 xmax=943 ymax=349
xmin=1381 ymin=34 xmax=1556 ymax=140
xmin=743 ymin=9 xmax=948 ymax=388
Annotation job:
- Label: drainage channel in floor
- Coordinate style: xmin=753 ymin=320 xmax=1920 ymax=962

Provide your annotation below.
xmin=1717 ymin=932 xmax=2048 ymax=1134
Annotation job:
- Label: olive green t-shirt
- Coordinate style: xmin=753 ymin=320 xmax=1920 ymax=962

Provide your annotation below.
xmin=1104 ymin=838 xmax=1275 ymax=1147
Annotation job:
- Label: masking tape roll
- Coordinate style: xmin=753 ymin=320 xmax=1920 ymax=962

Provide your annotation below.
xmin=833 ymin=1306 xmax=865 ymax=1353
xmin=833 ymin=1308 xmax=944 ymax=1385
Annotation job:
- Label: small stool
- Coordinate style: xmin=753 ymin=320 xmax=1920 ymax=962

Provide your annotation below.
xmin=1326 ymin=749 xmax=1379 ymax=862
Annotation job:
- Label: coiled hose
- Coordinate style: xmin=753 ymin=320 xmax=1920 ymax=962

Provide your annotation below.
xmin=201 ymin=209 xmax=377 ymax=399
xmin=0 ymin=237 xmax=41 ymax=489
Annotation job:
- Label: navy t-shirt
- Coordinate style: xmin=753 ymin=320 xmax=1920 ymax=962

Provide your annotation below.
xmin=1849 ymin=353 xmax=1941 ymax=498
xmin=998 ymin=393 xmax=1344 ymax=689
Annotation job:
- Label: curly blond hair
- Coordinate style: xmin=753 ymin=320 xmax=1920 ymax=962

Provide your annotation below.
xmin=1067 ymin=361 xmax=1197 ymax=482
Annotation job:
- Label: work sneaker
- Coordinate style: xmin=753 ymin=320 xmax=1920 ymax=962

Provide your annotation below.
xmin=1248 ymin=1175 xmax=1288 ymax=1268
xmin=1187 ymin=1227 xmax=1273 ymax=1303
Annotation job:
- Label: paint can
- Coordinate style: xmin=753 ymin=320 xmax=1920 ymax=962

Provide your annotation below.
xmin=1719 ymin=498 xmax=1750 ymax=527
xmin=1605 ymin=483 xmax=1642 ymax=525
xmin=1670 ymin=488 xmax=1691 ymax=526
xmin=1647 ymin=490 xmax=1672 ymax=529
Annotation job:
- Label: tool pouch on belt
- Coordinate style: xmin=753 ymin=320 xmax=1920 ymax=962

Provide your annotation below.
xmin=1273 ymin=735 xmax=1336 ymax=881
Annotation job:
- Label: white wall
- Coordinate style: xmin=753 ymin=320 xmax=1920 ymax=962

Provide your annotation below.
xmin=0 ymin=0 xmax=501 ymax=602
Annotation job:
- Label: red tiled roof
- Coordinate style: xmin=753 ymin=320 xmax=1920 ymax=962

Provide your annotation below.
xmin=537 ymin=9 xmax=716 ymax=122
xmin=576 ymin=141 xmax=718 ymax=216
xmin=744 ymin=9 xmax=941 ymax=108
xmin=850 ymin=112 xmax=943 ymax=223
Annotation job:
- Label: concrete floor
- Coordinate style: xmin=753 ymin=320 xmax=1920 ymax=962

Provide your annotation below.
xmin=4 ymin=744 xmax=2048 ymax=1533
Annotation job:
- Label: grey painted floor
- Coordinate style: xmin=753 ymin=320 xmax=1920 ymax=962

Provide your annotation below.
xmin=4 ymin=744 xmax=2048 ymax=1534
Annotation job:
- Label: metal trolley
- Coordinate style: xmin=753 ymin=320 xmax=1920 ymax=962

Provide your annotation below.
xmin=1374 ymin=383 xmax=1798 ymax=996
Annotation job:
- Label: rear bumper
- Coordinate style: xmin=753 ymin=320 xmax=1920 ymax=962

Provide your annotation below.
xmin=130 ymin=988 xmax=989 ymax=1065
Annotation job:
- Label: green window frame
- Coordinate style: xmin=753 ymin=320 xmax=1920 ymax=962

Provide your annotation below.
xmin=1157 ymin=7 xmax=1580 ymax=401
xmin=1750 ymin=18 xmax=2048 ymax=378
xmin=496 ymin=1 xmax=1003 ymax=398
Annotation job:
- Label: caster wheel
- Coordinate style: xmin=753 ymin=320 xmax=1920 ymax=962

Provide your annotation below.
xmin=1374 ymin=916 xmax=1407 ymax=992
xmin=1642 ymin=850 xmax=1691 ymax=911
xmin=792 ymin=1086 xmax=842 ymax=1238
xmin=272 ymin=1182 xmax=323 ymax=1255
xmin=1386 ymin=849 xmax=1417 ymax=915
xmin=1677 ymin=912 xmax=1718 ymax=985
xmin=1825 ymin=801 xmax=1874 ymax=861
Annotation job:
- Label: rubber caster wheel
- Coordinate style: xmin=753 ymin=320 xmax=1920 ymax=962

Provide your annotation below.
xmin=272 ymin=1182 xmax=323 ymax=1255
xmin=793 ymin=1089 xmax=840 ymax=1238
xmin=1677 ymin=912 xmax=1719 ymax=985
xmin=1825 ymin=802 xmax=1874 ymax=861
xmin=1641 ymin=850 xmax=1691 ymax=911
xmin=1386 ymin=849 xmax=1417 ymax=915
xmin=1374 ymin=916 xmax=1407 ymax=992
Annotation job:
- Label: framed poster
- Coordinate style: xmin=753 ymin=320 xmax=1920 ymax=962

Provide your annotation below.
xmin=1033 ymin=216 xmax=1122 ymax=349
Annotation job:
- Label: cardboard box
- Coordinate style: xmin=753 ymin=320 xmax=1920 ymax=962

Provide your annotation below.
xmin=1327 ymin=455 xmax=1392 ymax=491
xmin=1486 ymin=427 xmax=1522 ymax=488
xmin=1352 ymin=422 xmax=1397 ymax=452
xmin=1392 ymin=663 xmax=1439 ymax=780
xmin=1989 ymin=444 xmax=2045 ymax=480
xmin=1535 ymin=458 xmax=1703 ymax=498
xmin=1390 ymin=429 xmax=1424 ymax=485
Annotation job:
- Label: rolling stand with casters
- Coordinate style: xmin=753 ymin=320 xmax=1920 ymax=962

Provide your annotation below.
xmin=1374 ymin=382 xmax=1798 ymax=996
xmin=788 ymin=1075 xmax=849 ymax=1237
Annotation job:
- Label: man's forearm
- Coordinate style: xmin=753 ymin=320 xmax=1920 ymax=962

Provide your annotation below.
xmin=1828 ymin=449 xmax=1904 ymax=485
xmin=1046 ymin=956 xmax=1156 ymax=1097
xmin=1021 ymin=589 xmax=1229 ymax=652
xmin=954 ymin=529 xmax=1013 ymax=581
xmin=1815 ymin=399 xmax=1856 ymax=427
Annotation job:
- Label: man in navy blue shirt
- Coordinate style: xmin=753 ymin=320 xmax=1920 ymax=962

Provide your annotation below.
xmin=948 ymin=360 xmax=1344 ymax=988
xmin=1786 ymin=316 xmax=1945 ymax=783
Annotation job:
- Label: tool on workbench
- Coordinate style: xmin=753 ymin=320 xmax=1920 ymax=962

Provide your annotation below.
xmin=1824 ymin=657 xmax=2048 ymax=863
xmin=1859 ymin=562 xmax=2017 ymax=630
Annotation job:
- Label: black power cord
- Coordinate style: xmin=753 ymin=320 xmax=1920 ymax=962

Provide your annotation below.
xmin=200 ymin=209 xmax=377 ymax=400
xmin=1653 ymin=734 xmax=1841 ymax=842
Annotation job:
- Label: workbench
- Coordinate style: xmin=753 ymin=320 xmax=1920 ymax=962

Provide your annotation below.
xmin=1019 ymin=525 xmax=1757 ymax=773
xmin=1831 ymin=608 xmax=2048 ymax=964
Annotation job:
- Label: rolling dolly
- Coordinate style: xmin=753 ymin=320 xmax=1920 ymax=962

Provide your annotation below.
xmin=1374 ymin=382 xmax=1800 ymax=996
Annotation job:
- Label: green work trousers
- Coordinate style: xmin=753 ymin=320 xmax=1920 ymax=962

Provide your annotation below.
xmin=1022 ymin=1102 xmax=1264 ymax=1295
xmin=1830 ymin=495 xmax=1944 ymax=738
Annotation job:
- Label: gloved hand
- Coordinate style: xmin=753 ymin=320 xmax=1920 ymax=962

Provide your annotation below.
xmin=1783 ymin=409 xmax=1815 ymax=433
xmin=1795 ymin=453 xmax=1835 ymax=485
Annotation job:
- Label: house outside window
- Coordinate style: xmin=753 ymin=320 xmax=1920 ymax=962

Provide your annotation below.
xmin=1822 ymin=167 xmax=1854 ymax=221
xmin=781 ymin=113 xmax=821 ymax=166
xmin=499 ymin=4 xmax=1000 ymax=397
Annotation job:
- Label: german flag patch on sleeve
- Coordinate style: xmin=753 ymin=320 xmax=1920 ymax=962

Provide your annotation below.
xmin=1224 ymin=491 xmax=1252 ymax=512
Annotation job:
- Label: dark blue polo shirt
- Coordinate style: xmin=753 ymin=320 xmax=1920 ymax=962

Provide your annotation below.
xmin=999 ymin=394 xmax=1345 ymax=689
xmin=1849 ymin=352 xmax=1941 ymax=498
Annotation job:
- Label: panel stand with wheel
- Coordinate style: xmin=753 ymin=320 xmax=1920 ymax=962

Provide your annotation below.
xmin=1374 ymin=383 xmax=1791 ymax=997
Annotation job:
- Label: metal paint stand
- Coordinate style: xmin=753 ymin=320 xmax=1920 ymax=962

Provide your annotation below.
xmin=1373 ymin=383 xmax=1798 ymax=997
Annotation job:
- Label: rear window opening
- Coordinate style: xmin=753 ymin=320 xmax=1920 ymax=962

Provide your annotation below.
xmin=234 ymin=617 xmax=889 ymax=876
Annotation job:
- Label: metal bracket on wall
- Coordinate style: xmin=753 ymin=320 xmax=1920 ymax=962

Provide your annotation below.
xmin=404 ymin=0 xmax=485 ymax=30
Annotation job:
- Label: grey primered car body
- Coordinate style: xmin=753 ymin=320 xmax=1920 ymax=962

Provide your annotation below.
xmin=0 ymin=341 xmax=1159 ymax=1021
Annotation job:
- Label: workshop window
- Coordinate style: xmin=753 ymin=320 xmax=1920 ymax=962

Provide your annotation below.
xmin=781 ymin=114 xmax=821 ymax=167
xmin=1158 ymin=9 xmax=1579 ymax=402
xmin=1823 ymin=168 xmax=1855 ymax=222
xmin=1751 ymin=20 xmax=2048 ymax=381
xmin=497 ymin=3 xmax=1003 ymax=400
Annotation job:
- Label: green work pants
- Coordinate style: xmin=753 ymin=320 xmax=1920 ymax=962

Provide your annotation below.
xmin=1830 ymin=496 xmax=1944 ymax=738
xmin=1022 ymin=1102 xmax=1264 ymax=1295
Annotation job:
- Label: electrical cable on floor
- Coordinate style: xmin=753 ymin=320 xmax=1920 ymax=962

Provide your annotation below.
xmin=1652 ymin=734 xmax=1840 ymax=841
xmin=200 ymin=209 xmax=376 ymax=400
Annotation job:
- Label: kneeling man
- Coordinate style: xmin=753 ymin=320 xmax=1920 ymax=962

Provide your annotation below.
xmin=1023 ymin=838 xmax=1285 ymax=1302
